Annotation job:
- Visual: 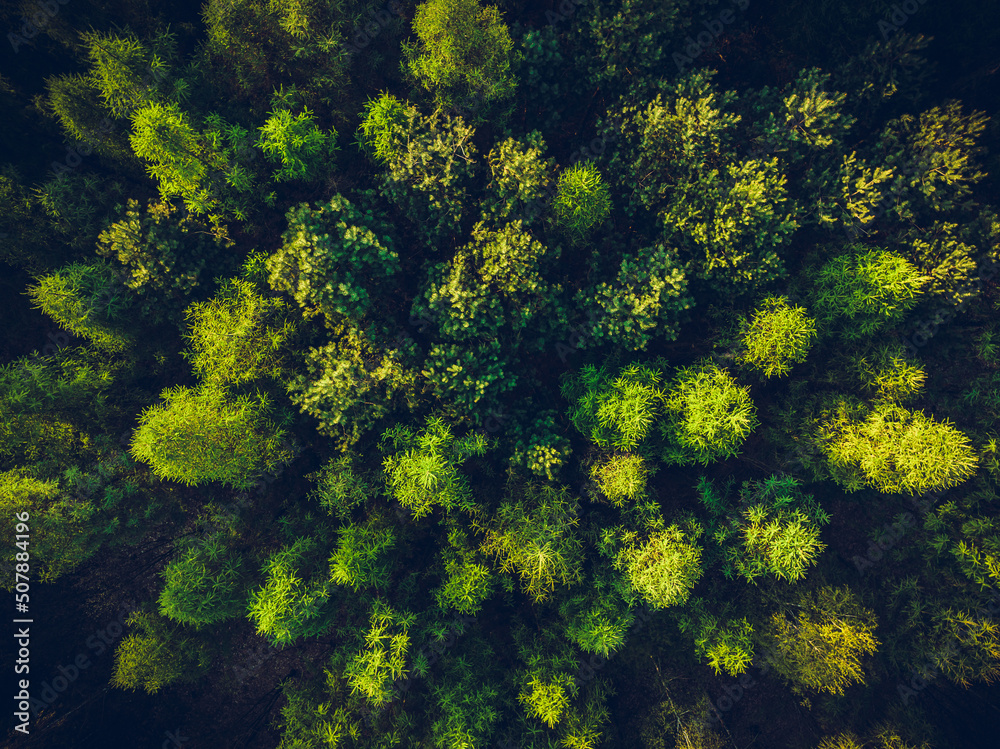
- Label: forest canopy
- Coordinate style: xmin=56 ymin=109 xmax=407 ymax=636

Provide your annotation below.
xmin=2 ymin=0 xmax=1000 ymax=747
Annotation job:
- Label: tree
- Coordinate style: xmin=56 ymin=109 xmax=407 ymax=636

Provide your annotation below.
xmin=706 ymin=475 xmax=831 ymax=584
xmin=434 ymin=520 xmax=495 ymax=614
xmin=875 ymin=100 xmax=988 ymax=218
xmin=677 ymin=600 xmax=755 ymax=677
xmin=762 ymin=586 xmax=879 ymax=695
xmin=286 ymin=325 xmax=419 ymax=448
xmin=96 ymin=198 xmax=235 ymax=322
xmin=563 ymin=362 xmax=665 ymax=451
xmin=130 ymin=384 xmax=292 ymax=489
xmin=744 ymin=68 xmax=855 ymax=163
xmin=111 ymin=610 xmax=213 ymax=694
xmin=590 ymin=453 xmax=649 ymax=507
xmin=402 ymin=0 xmax=519 ymax=124
xmin=552 ymin=162 xmax=612 ymax=242
xmin=821 ymin=401 xmax=978 ymax=494
xmin=484 ymin=131 xmax=554 ymax=226
xmin=27 ymin=262 xmax=136 ymax=352
xmin=661 ymin=156 xmax=797 ymax=293
xmin=477 ymin=480 xmax=584 ymax=602
xmin=660 ymin=361 xmax=758 ymax=465
xmin=182 ymin=277 xmax=295 ymax=385
xmin=257 ymin=107 xmax=337 ymax=182
xmin=812 ymin=247 xmax=929 ymax=339
xmin=380 ymin=417 xmax=486 ymax=519
xmin=357 ymin=92 xmax=410 ymax=165
xmin=576 ymin=242 xmax=692 ymax=352
xmin=43 ymin=73 xmax=134 ymax=163
xmin=558 ymin=565 xmax=635 ymax=657
xmin=130 ymin=102 xmax=256 ymax=217
xmin=0 ymin=348 xmax=121 ymax=471
xmin=266 ymin=194 xmax=400 ymax=325
xmin=415 ymin=219 xmax=564 ymax=344
xmin=79 ymin=28 xmax=177 ymax=119
xmin=247 ymin=536 xmax=334 ymax=646
xmin=611 ymin=524 xmax=703 ymax=609
xmin=328 ymin=512 xmax=397 ymax=591
xmin=308 ymin=452 xmax=379 ymax=521
xmin=159 ymin=536 xmax=248 ymax=628
xmin=377 ymin=105 xmax=478 ymax=243
xmin=737 ymin=296 xmax=817 ymax=378
xmin=344 ymin=601 xmax=414 ymax=708
xmin=421 ymin=339 xmax=518 ymax=420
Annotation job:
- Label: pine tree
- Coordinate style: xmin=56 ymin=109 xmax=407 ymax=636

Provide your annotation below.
xmin=762 ymin=586 xmax=879 ymax=695
xmin=130 ymin=383 xmax=292 ymax=489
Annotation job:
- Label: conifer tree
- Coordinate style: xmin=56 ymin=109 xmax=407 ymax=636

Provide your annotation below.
xmin=660 ymin=361 xmax=758 ymax=465
xmin=762 ymin=585 xmax=879 ymax=695
xmin=130 ymin=384 xmax=292 ymax=489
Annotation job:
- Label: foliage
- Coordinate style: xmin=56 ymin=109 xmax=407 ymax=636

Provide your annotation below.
xmin=0 ymin=348 xmax=120 ymax=470
xmin=484 ymin=130 xmax=554 ymax=225
xmin=563 ymin=363 xmax=665 ymax=451
xmin=247 ymin=536 xmax=334 ymax=646
xmin=763 ymin=586 xmax=879 ymax=695
xmin=27 ymin=262 xmax=136 ymax=352
xmin=677 ymin=601 xmax=755 ymax=677
xmin=519 ymin=672 xmax=574 ymax=728
xmin=707 ymin=475 xmax=831 ymax=584
xmin=130 ymin=384 xmax=292 ymax=489
xmin=576 ymin=242 xmax=692 ymax=352
xmin=308 ymin=452 xmax=379 ymax=521
xmin=286 ymin=325 xmax=419 ymax=448
xmin=590 ymin=453 xmax=649 ymax=507
xmin=96 ymin=198 xmax=234 ymax=322
xmin=416 ymin=219 xmax=563 ymax=343
xmin=435 ymin=521 xmax=495 ymax=614
xmin=130 ymin=102 xmax=256 ymax=217
xmin=258 ymin=107 xmax=337 ymax=182
xmin=183 ymin=278 xmax=295 ymax=384
xmin=660 ymin=361 xmax=758 ymax=465
xmin=611 ymin=524 xmax=704 ymax=609
xmin=357 ymin=92 xmax=410 ymax=165
xmin=378 ymin=105 xmax=478 ymax=243
xmin=344 ymin=601 xmax=414 ymax=708
xmin=159 ymin=536 xmax=248 ymax=628
xmin=111 ymin=611 xmax=213 ymax=694
xmin=552 ymin=162 xmax=612 ymax=242
xmin=402 ymin=0 xmax=519 ymax=124
xmin=737 ymin=296 xmax=817 ymax=378
xmin=328 ymin=512 xmax=397 ymax=591
xmin=813 ymin=247 xmax=929 ymax=339
xmin=267 ymin=194 xmax=399 ymax=324
xmin=381 ymin=417 xmax=487 ymax=520
xmin=559 ymin=566 xmax=635 ymax=657
xmin=421 ymin=339 xmax=517 ymax=419
xmin=820 ymin=402 xmax=978 ymax=494
xmin=477 ymin=480 xmax=584 ymax=602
